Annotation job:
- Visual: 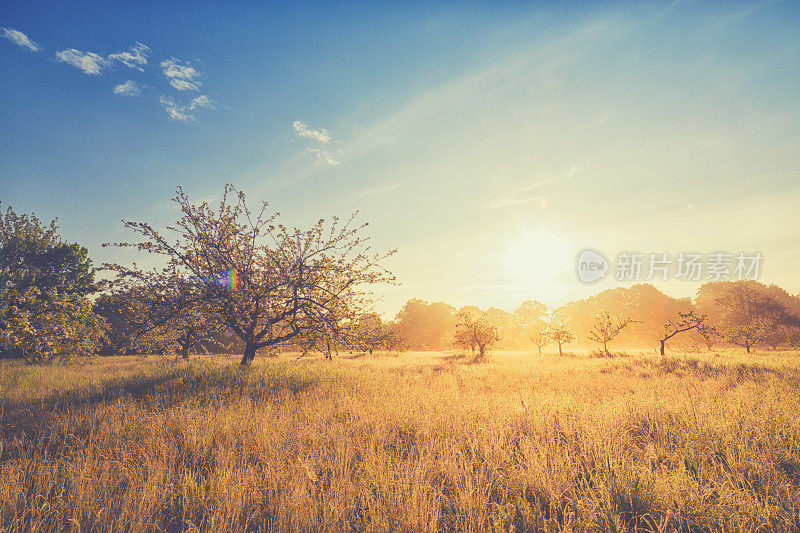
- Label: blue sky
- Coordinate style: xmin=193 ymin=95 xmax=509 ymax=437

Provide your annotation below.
xmin=2 ymin=1 xmax=799 ymax=316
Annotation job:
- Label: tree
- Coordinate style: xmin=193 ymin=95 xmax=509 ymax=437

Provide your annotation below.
xmin=694 ymin=323 xmax=721 ymax=351
xmin=103 ymin=266 xmax=226 ymax=358
xmin=105 ymin=185 xmax=394 ymax=365
xmin=454 ymin=310 xmax=500 ymax=358
xmin=394 ymin=299 xmax=456 ymax=350
xmin=588 ymin=311 xmax=635 ymax=356
xmin=515 ymin=300 xmax=549 ymax=353
xmin=1 ymin=205 xmax=105 ymax=363
xmin=714 ymin=281 xmax=796 ymax=353
xmin=548 ymin=326 xmax=573 ymax=356
xmin=658 ymin=310 xmax=707 ymax=356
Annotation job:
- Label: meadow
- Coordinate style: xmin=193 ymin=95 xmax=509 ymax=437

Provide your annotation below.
xmin=1 ymin=348 xmax=799 ymax=532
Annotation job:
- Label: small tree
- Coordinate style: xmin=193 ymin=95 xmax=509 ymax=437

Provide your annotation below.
xmin=658 ymin=310 xmax=707 ymax=356
xmin=454 ymin=311 xmax=500 ymax=359
xmin=548 ymin=326 xmax=573 ymax=356
xmin=515 ymin=300 xmax=549 ymax=353
xmin=588 ymin=311 xmax=634 ymax=356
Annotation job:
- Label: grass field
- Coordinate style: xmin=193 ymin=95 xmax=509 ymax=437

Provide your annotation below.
xmin=2 ymin=349 xmax=800 ymax=532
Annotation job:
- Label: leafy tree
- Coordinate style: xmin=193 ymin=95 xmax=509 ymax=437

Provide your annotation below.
xmin=1 ymin=205 xmax=104 ymax=363
xmin=353 ymin=313 xmax=391 ymax=354
xmin=588 ymin=311 xmax=635 ymax=356
xmin=515 ymin=300 xmax=549 ymax=353
xmin=394 ymin=299 xmax=456 ymax=350
xmin=713 ymin=281 xmax=797 ymax=353
xmin=548 ymin=326 xmax=573 ymax=356
xmin=454 ymin=310 xmax=500 ymax=358
xmin=105 ymin=185 xmax=394 ymax=365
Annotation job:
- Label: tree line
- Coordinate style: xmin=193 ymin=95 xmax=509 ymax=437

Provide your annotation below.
xmin=2 ymin=187 xmax=799 ymax=364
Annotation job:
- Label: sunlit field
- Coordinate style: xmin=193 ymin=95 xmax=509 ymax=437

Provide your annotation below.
xmin=2 ymin=349 xmax=799 ymax=532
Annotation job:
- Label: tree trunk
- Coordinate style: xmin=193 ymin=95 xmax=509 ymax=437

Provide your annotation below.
xmin=240 ymin=341 xmax=257 ymax=365
xmin=537 ymin=345 xmax=542 ymax=354
xmin=745 ymin=344 xmax=751 ymax=354
xmin=603 ymin=341 xmax=609 ymax=356
xmin=660 ymin=340 xmax=665 ymax=356
xmin=181 ymin=342 xmax=190 ymax=359
xmin=558 ymin=342 xmax=563 ymax=356
xmin=478 ymin=344 xmax=486 ymax=358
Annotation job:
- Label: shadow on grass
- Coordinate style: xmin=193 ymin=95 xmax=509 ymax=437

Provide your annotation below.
xmin=0 ymin=362 xmax=321 ymax=446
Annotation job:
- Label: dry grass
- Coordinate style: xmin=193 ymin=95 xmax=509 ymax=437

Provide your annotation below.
xmin=2 ymin=348 xmax=800 ymax=532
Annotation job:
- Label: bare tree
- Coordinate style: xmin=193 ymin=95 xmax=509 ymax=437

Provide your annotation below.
xmin=588 ymin=311 xmax=635 ymax=356
xmin=105 ymin=185 xmax=395 ymax=365
xmin=658 ymin=310 xmax=707 ymax=356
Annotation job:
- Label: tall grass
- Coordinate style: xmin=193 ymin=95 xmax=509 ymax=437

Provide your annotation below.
xmin=1 ymin=350 xmax=799 ymax=531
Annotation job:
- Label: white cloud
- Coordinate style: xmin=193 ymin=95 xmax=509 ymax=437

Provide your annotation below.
xmin=293 ymin=121 xmax=333 ymax=144
xmin=159 ymin=96 xmax=195 ymax=123
xmin=189 ymin=95 xmax=214 ymax=110
xmin=55 ymin=49 xmax=111 ymax=75
xmin=307 ymin=147 xmax=339 ymax=166
xmin=160 ymin=58 xmax=202 ymax=91
xmin=159 ymin=94 xmax=213 ymax=122
xmin=108 ymin=42 xmax=150 ymax=71
xmin=1 ymin=27 xmax=41 ymax=52
xmin=114 ymin=80 xmax=142 ymax=96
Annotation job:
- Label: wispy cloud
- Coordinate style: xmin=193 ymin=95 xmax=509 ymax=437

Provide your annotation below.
xmin=159 ymin=94 xmax=214 ymax=123
xmin=55 ymin=49 xmax=111 ymax=75
xmin=484 ymin=196 xmax=544 ymax=210
xmin=293 ymin=121 xmax=338 ymax=165
xmin=114 ymin=80 xmax=142 ymax=96
xmin=359 ymin=183 xmax=401 ymax=196
xmin=160 ymin=58 xmax=202 ymax=91
xmin=108 ymin=42 xmax=150 ymax=71
xmin=293 ymin=121 xmax=333 ymax=144
xmin=306 ymin=147 xmax=339 ymax=166
xmin=56 ymin=42 xmax=151 ymax=75
xmin=1 ymin=27 xmax=41 ymax=52
xmin=516 ymin=165 xmax=578 ymax=192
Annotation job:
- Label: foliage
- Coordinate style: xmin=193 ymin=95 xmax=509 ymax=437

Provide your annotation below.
xmin=454 ymin=310 xmax=501 ymax=358
xmin=105 ymin=185 xmax=395 ymax=365
xmin=0 ymin=204 xmax=104 ymax=363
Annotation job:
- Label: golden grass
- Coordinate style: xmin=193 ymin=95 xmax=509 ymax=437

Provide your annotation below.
xmin=2 ymin=349 xmax=800 ymax=532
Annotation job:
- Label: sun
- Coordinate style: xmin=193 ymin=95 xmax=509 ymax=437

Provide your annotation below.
xmin=501 ymin=227 xmax=572 ymax=285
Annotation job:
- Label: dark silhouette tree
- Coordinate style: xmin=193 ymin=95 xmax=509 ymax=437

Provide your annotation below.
xmin=658 ymin=310 xmax=707 ymax=356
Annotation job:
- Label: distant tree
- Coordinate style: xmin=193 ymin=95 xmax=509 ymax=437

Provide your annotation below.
xmin=0 ymin=205 xmax=105 ymax=363
xmin=515 ymin=300 xmax=549 ymax=353
xmin=104 ymin=266 xmax=227 ymax=358
xmin=104 ymin=185 xmax=394 ymax=365
xmin=588 ymin=311 xmax=635 ymax=356
xmin=714 ymin=281 xmax=797 ymax=353
xmin=354 ymin=312 xmax=391 ymax=354
xmin=548 ymin=326 xmax=573 ymax=356
xmin=454 ymin=310 xmax=500 ymax=359
xmin=658 ymin=310 xmax=707 ymax=356
xmin=694 ymin=323 xmax=721 ymax=352
xmin=395 ymin=299 xmax=456 ymax=350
